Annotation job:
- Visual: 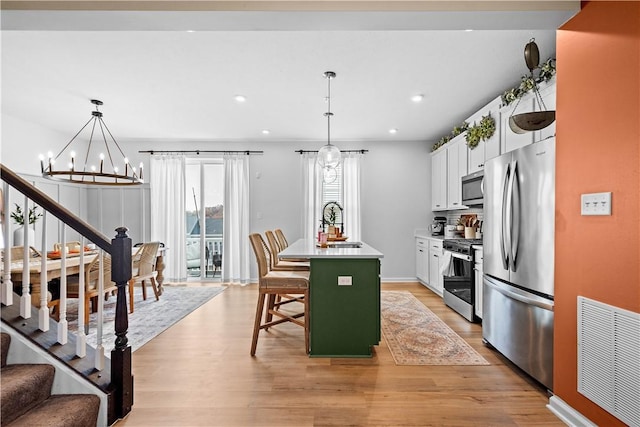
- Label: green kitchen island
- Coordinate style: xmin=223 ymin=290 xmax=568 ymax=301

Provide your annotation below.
xmin=279 ymin=239 xmax=383 ymax=357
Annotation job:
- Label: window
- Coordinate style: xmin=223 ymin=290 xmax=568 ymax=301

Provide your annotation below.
xmin=321 ymin=163 xmax=343 ymax=208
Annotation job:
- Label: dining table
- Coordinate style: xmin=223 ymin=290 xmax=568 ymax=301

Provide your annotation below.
xmin=2 ymin=250 xmax=99 ymax=313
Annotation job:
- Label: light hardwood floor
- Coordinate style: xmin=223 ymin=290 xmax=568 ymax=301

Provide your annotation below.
xmin=117 ymin=282 xmax=563 ymax=426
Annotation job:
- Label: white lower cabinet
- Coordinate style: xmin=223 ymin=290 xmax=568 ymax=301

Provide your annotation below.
xmin=474 ymin=248 xmax=483 ymax=319
xmin=415 ymin=238 xmax=429 ymax=285
xmin=428 ymin=239 xmax=444 ymax=297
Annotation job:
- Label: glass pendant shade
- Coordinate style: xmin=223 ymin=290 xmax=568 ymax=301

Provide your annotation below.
xmin=317 ymin=143 xmax=341 ymax=169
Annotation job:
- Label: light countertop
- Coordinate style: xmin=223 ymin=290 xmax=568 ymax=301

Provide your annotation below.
xmin=280 ymin=239 xmax=383 ymax=259
xmin=414 ymin=229 xmax=445 ymax=240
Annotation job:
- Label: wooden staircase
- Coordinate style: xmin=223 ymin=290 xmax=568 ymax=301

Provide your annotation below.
xmin=1 ymin=332 xmax=100 ymax=426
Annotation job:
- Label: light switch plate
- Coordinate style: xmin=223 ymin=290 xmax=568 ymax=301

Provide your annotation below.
xmin=338 ymin=276 xmax=352 ymax=286
xmin=581 ymin=192 xmax=612 ymax=216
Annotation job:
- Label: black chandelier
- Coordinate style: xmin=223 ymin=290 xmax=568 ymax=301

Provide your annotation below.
xmin=41 ymin=99 xmax=143 ymax=185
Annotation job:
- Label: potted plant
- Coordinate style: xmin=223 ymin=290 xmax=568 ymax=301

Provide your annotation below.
xmin=11 ymin=203 xmax=42 ymax=245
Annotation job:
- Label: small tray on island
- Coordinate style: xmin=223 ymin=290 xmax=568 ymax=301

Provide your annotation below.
xmin=327 ymin=236 xmax=348 ymax=241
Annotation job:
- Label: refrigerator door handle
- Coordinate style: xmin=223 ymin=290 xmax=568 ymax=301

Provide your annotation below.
xmin=484 ymin=276 xmax=554 ymax=311
xmin=500 ymin=164 xmax=510 ymax=270
xmin=510 ymin=160 xmax=520 ymax=272
xmin=503 ymin=162 xmax=515 ymax=270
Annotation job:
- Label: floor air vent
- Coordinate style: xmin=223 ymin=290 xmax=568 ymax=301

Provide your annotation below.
xmin=578 ymin=296 xmax=640 ymax=427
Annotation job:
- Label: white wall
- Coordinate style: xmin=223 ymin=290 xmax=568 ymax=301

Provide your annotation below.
xmin=2 ymin=124 xmax=433 ymax=280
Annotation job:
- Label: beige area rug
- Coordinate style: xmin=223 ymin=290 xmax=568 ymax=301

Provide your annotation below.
xmin=380 ymin=290 xmax=490 ymax=366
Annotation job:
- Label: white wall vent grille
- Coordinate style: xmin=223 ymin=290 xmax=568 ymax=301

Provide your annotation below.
xmin=578 ymin=296 xmax=640 ymax=427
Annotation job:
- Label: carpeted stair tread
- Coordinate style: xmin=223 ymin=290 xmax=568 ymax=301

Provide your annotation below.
xmin=1 ymin=364 xmax=55 ymax=425
xmin=1 ymin=333 xmax=10 ymax=367
xmin=5 ymin=394 xmax=100 ymax=427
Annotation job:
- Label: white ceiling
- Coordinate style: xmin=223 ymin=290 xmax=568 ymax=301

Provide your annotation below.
xmin=1 ymin=4 xmax=578 ymax=146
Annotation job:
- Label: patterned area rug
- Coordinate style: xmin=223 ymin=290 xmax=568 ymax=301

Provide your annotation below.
xmin=67 ymin=285 xmax=225 ymax=353
xmin=381 ymin=290 xmax=489 ymax=366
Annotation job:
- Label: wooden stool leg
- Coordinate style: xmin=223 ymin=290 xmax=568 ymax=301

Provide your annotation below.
xmin=264 ymin=294 xmax=276 ymax=327
xmin=251 ymin=292 xmax=267 ymax=356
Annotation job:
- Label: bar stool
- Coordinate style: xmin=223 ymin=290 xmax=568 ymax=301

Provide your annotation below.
xmin=248 ymin=233 xmax=309 ymax=355
xmin=273 ymin=228 xmax=308 ymax=263
xmin=264 ymin=230 xmax=309 ymax=271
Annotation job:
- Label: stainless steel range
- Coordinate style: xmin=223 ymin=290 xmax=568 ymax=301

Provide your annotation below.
xmin=442 ymin=239 xmax=482 ymax=322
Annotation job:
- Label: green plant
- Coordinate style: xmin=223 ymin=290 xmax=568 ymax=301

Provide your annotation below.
xmin=501 ymin=56 xmax=556 ymax=107
xmin=10 ymin=203 xmax=42 ymax=225
xmin=465 ymin=114 xmax=496 ymax=149
xmin=432 ymin=121 xmax=469 ymax=152
xmin=465 ymin=126 xmax=482 ymax=149
xmin=539 ymin=58 xmax=556 ymax=81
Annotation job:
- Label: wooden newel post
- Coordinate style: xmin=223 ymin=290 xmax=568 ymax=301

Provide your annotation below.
xmin=110 ymin=226 xmax=133 ymax=423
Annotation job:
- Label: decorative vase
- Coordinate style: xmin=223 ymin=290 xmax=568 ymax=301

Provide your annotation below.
xmin=13 ymin=227 xmax=36 ymax=247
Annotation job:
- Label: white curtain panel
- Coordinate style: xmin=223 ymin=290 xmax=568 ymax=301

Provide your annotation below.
xmin=222 ymin=154 xmax=251 ymax=284
xmin=150 ymin=155 xmax=187 ymax=282
xmin=342 ymin=152 xmax=362 ymax=241
xmin=302 ymin=153 xmax=322 ymax=241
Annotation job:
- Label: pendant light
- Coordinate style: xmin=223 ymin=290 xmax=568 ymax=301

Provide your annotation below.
xmin=317 ymin=71 xmax=341 ymax=169
xmin=509 ymin=39 xmax=556 ymax=134
xmin=41 ymin=99 xmax=143 ymax=185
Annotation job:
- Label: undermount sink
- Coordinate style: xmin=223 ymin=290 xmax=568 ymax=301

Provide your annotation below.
xmin=326 ymin=241 xmax=362 ymax=248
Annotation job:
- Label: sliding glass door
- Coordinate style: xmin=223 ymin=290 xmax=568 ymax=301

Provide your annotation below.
xmin=185 ymin=160 xmax=224 ymax=280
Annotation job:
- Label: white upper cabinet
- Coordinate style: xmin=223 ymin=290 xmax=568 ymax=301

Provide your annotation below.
xmin=467 ymin=96 xmax=501 ymax=174
xmin=446 ymin=135 xmax=468 ymax=210
xmin=535 ymin=79 xmax=557 ymax=142
xmin=500 ymin=94 xmax=536 ymax=154
xmin=431 ymin=148 xmax=447 ymax=211
xmin=499 ymin=79 xmax=556 ymax=154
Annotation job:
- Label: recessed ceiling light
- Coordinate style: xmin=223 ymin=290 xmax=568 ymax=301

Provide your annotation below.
xmin=262 ymin=129 xmax=270 ymax=135
xmin=389 ymin=128 xmax=398 ymax=134
xmin=465 ymin=29 xmax=473 ymax=32
xmin=234 ymin=95 xmax=246 ymax=103
xmin=186 ymin=30 xmax=196 ymax=33
xmin=411 ymin=94 xmax=424 ymax=103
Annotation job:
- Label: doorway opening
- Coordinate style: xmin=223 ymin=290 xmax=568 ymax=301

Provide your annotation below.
xmin=185 ymin=160 xmax=224 ymax=280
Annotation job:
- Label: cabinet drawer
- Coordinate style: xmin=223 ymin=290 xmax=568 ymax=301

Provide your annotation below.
xmin=430 ymin=241 xmax=443 ymax=251
xmin=416 ymin=238 xmax=427 ymax=248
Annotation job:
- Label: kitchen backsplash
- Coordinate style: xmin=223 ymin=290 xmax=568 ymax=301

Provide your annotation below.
xmin=444 ymin=208 xmax=483 ymax=225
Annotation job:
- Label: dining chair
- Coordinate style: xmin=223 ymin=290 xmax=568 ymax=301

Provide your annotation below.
xmin=67 ymin=253 xmax=117 ymax=329
xmin=1 ymin=246 xmax=41 ymax=261
xmin=264 ymin=230 xmax=309 ymax=271
xmin=248 ymin=233 xmax=309 ymax=356
xmin=128 ymin=241 xmax=161 ymax=314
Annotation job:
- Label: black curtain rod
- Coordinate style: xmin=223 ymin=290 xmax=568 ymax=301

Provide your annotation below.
xmin=139 ymin=150 xmax=263 ymax=155
xmin=295 ymin=149 xmax=368 ymax=154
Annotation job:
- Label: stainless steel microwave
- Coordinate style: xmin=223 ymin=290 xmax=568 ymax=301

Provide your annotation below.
xmin=461 ymin=170 xmax=484 ymax=206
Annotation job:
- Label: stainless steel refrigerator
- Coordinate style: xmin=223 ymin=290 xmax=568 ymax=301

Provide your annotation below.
xmin=482 ymin=136 xmax=555 ymax=391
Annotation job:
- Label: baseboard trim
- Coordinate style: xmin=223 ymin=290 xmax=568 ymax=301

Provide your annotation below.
xmin=547 ymin=396 xmax=596 ymax=427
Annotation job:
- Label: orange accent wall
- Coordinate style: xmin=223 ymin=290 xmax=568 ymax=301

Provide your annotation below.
xmin=555 ymin=1 xmax=640 ymax=425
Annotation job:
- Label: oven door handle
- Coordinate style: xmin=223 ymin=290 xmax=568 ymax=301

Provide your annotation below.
xmin=446 ymin=250 xmax=472 ymax=262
